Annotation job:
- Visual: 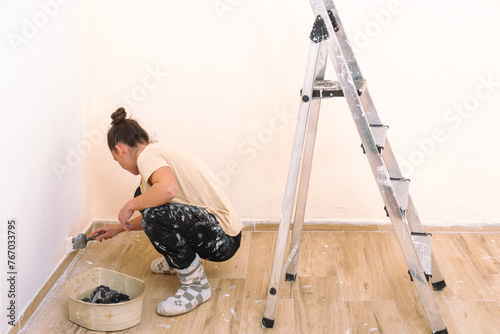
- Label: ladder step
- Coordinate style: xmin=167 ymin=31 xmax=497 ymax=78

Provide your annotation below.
xmin=391 ymin=178 xmax=410 ymax=212
xmin=360 ymin=124 xmax=388 ymax=154
xmin=370 ymin=124 xmax=389 ymax=150
xmin=307 ymin=79 xmax=366 ymax=99
xmin=411 ymin=233 xmax=432 ymax=276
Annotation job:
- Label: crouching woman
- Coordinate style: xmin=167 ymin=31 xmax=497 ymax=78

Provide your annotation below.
xmin=91 ymin=108 xmax=243 ymax=316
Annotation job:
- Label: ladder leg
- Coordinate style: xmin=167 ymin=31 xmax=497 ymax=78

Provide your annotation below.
xmin=286 ymin=95 xmax=321 ymax=282
xmin=322 ymin=0 xmax=362 ymax=80
xmin=359 ymin=87 xmax=382 ymax=125
xmin=262 ymin=41 xmax=321 ymax=329
xmin=287 ymin=42 xmax=328 ymax=281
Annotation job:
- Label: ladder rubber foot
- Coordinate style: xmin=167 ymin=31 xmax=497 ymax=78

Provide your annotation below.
xmin=433 ymin=328 xmax=448 ymax=334
xmin=262 ymin=317 xmax=275 ymax=328
xmin=432 ymin=279 xmax=447 ymax=291
xmin=285 ymin=273 xmax=297 ymax=282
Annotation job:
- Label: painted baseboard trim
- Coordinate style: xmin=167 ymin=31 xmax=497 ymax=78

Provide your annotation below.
xmin=89 ymin=218 xmax=500 ymax=232
xmin=242 ymin=220 xmax=500 ymax=232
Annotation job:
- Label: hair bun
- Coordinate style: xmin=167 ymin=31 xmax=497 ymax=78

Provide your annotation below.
xmin=111 ymin=107 xmax=127 ymax=125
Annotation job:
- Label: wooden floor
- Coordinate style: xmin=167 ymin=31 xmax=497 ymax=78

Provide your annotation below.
xmin=16 ymin=230 xmax=500 ymax=333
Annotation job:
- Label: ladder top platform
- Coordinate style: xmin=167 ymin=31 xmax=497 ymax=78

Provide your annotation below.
xmin=306 ymin=79 xmax=366 ymax=99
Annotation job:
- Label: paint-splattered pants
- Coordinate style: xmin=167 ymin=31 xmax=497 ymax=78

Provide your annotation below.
xmin=135 ymin=187 xmax=241 ymax=270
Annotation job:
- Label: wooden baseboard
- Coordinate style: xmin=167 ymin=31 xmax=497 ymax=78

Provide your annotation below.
xmin=242 ymin=220 xmax=500 ymax=232
xmin=93 ymin=219 xmax=500 ymax=232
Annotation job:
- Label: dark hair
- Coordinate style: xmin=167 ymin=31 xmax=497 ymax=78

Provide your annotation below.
xmin=107 ymin=107 xmax=149 ymax=151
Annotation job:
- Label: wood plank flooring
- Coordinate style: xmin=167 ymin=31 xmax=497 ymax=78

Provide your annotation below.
xmin=15 ymin=231 xmax=500 ymax=334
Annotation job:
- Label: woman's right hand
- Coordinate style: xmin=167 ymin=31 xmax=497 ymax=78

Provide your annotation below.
xmin=90 ymin=224 xmax=125 ymax=242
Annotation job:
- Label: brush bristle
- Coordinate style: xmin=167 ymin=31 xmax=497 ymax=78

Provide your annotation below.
xmin=65 ymin=233 xmax=87 ymax=253
xmin=65 ymin=237 xmax=76 ymax=253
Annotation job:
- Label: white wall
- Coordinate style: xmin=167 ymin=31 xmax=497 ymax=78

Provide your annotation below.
xmin=85 ymin=0 xmax=500 ymax=227
xmin=0 ymin=0 xmax=84 ymax=332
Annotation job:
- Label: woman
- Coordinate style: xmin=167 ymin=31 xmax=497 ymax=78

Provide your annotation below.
xmin=91 ymin=107 xmax=243 ymax=316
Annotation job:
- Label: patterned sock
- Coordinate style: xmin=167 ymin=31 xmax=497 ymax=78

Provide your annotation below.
xmin=150 ymin=257 xmax=177 ymax=275
xmin=157 ymin=255 xmax=211 ymax=316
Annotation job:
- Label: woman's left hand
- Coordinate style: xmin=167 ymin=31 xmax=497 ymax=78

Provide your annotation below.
xmin=118 ymin=202 xmax=135 ymax=231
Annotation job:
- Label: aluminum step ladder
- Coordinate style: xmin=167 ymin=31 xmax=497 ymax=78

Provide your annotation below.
xmin=261 ymin=1 xmax=447 ymax=333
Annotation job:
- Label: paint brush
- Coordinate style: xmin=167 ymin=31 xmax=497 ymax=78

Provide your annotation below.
xmin=65 ymin=232 xmax=104 ymax=254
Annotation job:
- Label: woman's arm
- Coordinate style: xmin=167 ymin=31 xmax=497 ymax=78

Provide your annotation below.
xmin=91 ymin=214 xmax=143 ymax=241
xmin=122 ymin=214 xmax=144 ymax=232
xmin=118 ymin=166 xmax=179 ymax=229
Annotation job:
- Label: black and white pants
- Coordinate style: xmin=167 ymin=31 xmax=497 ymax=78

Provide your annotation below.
xmin=135 ymin=187 xmax=241 ymax=269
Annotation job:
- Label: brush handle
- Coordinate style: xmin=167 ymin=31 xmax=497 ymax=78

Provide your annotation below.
xmin=87 ymin=231 xmax=106 ymax=242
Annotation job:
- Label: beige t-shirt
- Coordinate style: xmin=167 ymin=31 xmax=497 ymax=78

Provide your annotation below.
xmin=137 ymin=143 xmax=243 ymax=236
